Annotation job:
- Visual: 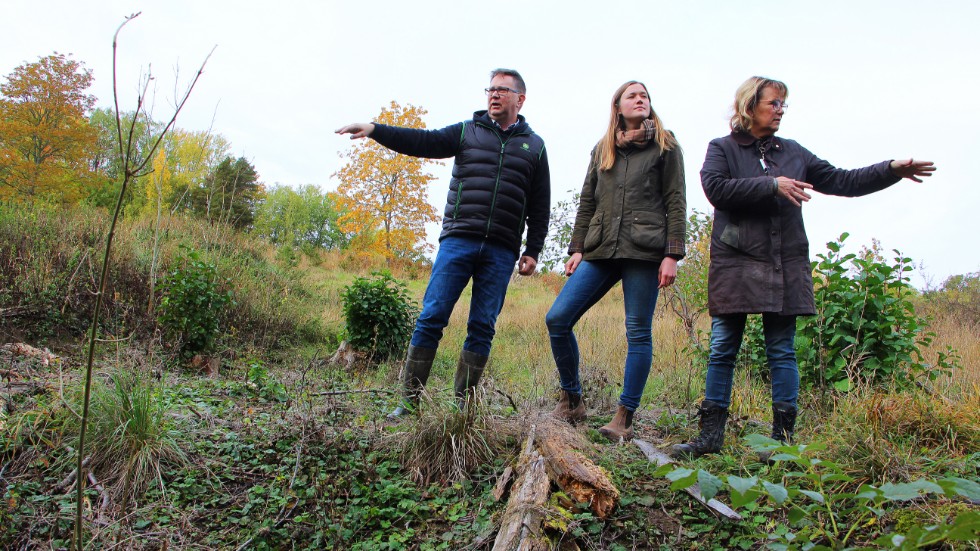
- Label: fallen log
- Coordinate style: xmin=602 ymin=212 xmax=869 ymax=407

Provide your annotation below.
xmin=633 ymin=438 xmax=742 ymax=521
xmin=534 ymin=415 xmax=619 ymax=519
xmin=492 ymin=425 xmax=551 ymax=551
xmin=493 ymin=414 xmax=621 ymax=550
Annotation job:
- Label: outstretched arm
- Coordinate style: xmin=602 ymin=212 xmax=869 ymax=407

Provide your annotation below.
xmin=335 ymin=123 xmax=375 ymax=139
xmin=889 ymin=159 xmax=936 ymax=182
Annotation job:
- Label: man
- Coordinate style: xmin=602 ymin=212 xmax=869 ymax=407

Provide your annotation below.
xmin=336 ymin=68 xmax=551 ymax=417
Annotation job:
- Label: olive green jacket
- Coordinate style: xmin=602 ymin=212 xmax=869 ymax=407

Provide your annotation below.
xmin=568 ymin=139 xmax=687 ymax=262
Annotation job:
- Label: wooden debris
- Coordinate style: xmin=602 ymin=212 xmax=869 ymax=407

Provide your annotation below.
xmin=326 ymin=341 xmax=372 ymax=371
xmin=87 ymin=472 xmax=111 ymax=525
xmin=534 ymin=415 xmax=619 ymax=519
xmin=1 ymin=342 xmax=59 ymax=367
xmin=190 ymin=354 xmax=220 ymax=378
xmin=493 ymin=465 xmax=514 ymax=502
xmin=492 ymin=425 xmax=551 ymax=550
xmin=54 ymin=457 xmax=91 ymax=493
xmin=633 ymin=438 xmax=742 ymax=521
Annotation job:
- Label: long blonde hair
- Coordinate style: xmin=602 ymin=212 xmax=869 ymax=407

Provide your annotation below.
xmin=730 ymin=76 xmax=788 ymax=132
xmin=595 ymin=81 xmax=677 ymax=171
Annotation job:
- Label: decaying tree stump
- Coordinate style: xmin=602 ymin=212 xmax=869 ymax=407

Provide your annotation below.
xmin=534 ymin=415 xmax=619 ymax=519
xmin=492 ymin=414 xmax=743 ymax=548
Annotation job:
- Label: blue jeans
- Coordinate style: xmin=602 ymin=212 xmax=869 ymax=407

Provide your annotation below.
xmin=410 ymin=236 xmax=517 ymax=357
xmin=704 ymin=313 xmax=800 ymax=408
xmin=545 ymin=259 xmax=661 ymax=411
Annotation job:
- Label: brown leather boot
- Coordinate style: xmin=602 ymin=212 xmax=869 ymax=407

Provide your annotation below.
xmin=552 ymin=390 xmax=586 ymax=424
xmin=598 ymin=405 xmax=634 ymax=442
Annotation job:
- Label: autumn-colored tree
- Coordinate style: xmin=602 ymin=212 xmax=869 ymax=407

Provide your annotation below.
xmin=165 ymin=128 xmax=230 ymax=215
xmin=333 ymin=101 xmax=440 ymax=260
xmin=0 ymin=53 xmax=99 ymax=203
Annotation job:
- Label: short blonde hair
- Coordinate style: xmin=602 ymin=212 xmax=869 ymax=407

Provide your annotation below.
xmin=730 ymin=76 xmax=788 ymax=132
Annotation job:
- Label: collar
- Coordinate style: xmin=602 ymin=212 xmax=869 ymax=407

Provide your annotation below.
xmin=475 ymin=111 xmax=526 ymax=133
xmin=491 ymin=118 xmax=519 ymax=132
xmin=731 ymin=129 xmax=782 ymax=152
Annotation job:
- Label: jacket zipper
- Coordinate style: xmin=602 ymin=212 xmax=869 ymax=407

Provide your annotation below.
xmin=476 ymin=122 xmax=529 ymax=238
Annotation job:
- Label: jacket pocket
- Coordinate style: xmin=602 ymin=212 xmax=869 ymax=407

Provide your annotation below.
xmin=630 ymin=210 xmax=666 ymax=251
xmin=720 ymin=223 xmax=739 ymax=248
xmin=583 ymin=211 xmax=604 ymax=252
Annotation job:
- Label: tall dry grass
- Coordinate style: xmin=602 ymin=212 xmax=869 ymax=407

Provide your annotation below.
xmin=920 ymin=306 xmax=979 ymax=395
xmin=365 ymin=267 xmax=977 ymax=432
xmin=375 ymin=271 xmax=707 ymax=415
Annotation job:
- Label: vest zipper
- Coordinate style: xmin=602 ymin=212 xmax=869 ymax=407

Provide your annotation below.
xmin=477 ymin=124 xmax=530 ymax=239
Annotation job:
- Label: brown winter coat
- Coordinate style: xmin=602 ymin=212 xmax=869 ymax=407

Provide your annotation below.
xmin=700 ymin=131 xmax=900 ymax=316
xmin=569 ymin=139 xmax=687 ymax=262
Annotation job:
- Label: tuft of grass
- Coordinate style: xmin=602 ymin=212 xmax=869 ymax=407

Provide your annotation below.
xmin=395 ymin=389 xmax=518 ymax=486
xmin=822 ymin=389 xmax=980 ymax=483
xmin=73 ymin=370 xmax=186 ymax=506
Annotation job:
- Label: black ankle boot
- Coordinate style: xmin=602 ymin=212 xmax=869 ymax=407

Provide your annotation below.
xmin=670 ymin=400 xmax=729 ymax=459
xmin=758 ymin=401 xmax=798 ymax=463
xmin=770 ymin=401 xmax=797 ymax=443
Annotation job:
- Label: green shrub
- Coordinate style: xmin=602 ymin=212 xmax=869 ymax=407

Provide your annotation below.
xmin=659 ymin=435 xmax=980 ymax=550
xmin=340 ymin=270 xmax=418 ymax=361
xmin=158 ymin=246 xmax=234 ymax=356
xmin=737 ymin=234 xmax=958 ymax=391
xmin=797 ymin=234 xmax=956 ymax=391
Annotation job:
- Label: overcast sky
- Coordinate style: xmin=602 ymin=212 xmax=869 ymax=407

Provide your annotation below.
xmin=4 ymin=0 xmax=977 ymax=285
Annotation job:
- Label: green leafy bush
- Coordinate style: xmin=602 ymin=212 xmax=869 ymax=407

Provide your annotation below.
xmin=158 ymin=246 xmax=234 ymax=356
xmin=736 ymin=234 xmax=958 ymax=390
xmin=659 ymin=435 xmax=980 ymax=550
xmin=341 ymin=270 xmax=418 ymax=361
xmin=797 ymin=234 xmax=955 ymax=391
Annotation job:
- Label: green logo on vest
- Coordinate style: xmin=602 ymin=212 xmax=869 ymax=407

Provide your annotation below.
xmin=522 ymin=143 xmax=530 ymax=151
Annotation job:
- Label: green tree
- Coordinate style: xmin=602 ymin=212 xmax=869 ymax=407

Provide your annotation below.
xmin=539 ymin=191 xmax=579 ymax=273
xmin=163 ymin=129 xmax=230 ymax=215
xmin=925 ymin=271 xmax=980 ymax=326
xmin=86 ymin=107 xmax=159 ymax=209
xmin=664 ymin=210 xmax=713 ymax=350
xmin=188 ymin=156 xmax=262 ymax=229
xmin=253 ymin=184 xmax=348 ymax=252
xmin=0 ymin=53 xmax=99 ymax=203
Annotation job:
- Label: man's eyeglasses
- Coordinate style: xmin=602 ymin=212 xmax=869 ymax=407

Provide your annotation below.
xmin=767 ymin=99 xmax=788 ymax=111
xmin=485 ymin=86 xmax=523 ymax=96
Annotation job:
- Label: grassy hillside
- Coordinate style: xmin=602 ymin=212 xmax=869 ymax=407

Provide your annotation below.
xmin=1 ymin=203 xmax=977 ymax=549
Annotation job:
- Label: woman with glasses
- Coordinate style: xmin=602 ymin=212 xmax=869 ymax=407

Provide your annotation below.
xmin=671 ymin=76 xmax=935 ymax=459
xmin=546 ymin=81 xmax=687 ymax=442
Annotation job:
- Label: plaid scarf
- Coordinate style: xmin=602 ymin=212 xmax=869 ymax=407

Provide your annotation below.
xmin=615 ymin=119 xmax=656 ymax=149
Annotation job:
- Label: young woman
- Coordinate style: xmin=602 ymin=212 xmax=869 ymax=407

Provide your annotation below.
xmin=546 ymin=81 xmax=687 ymax=441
